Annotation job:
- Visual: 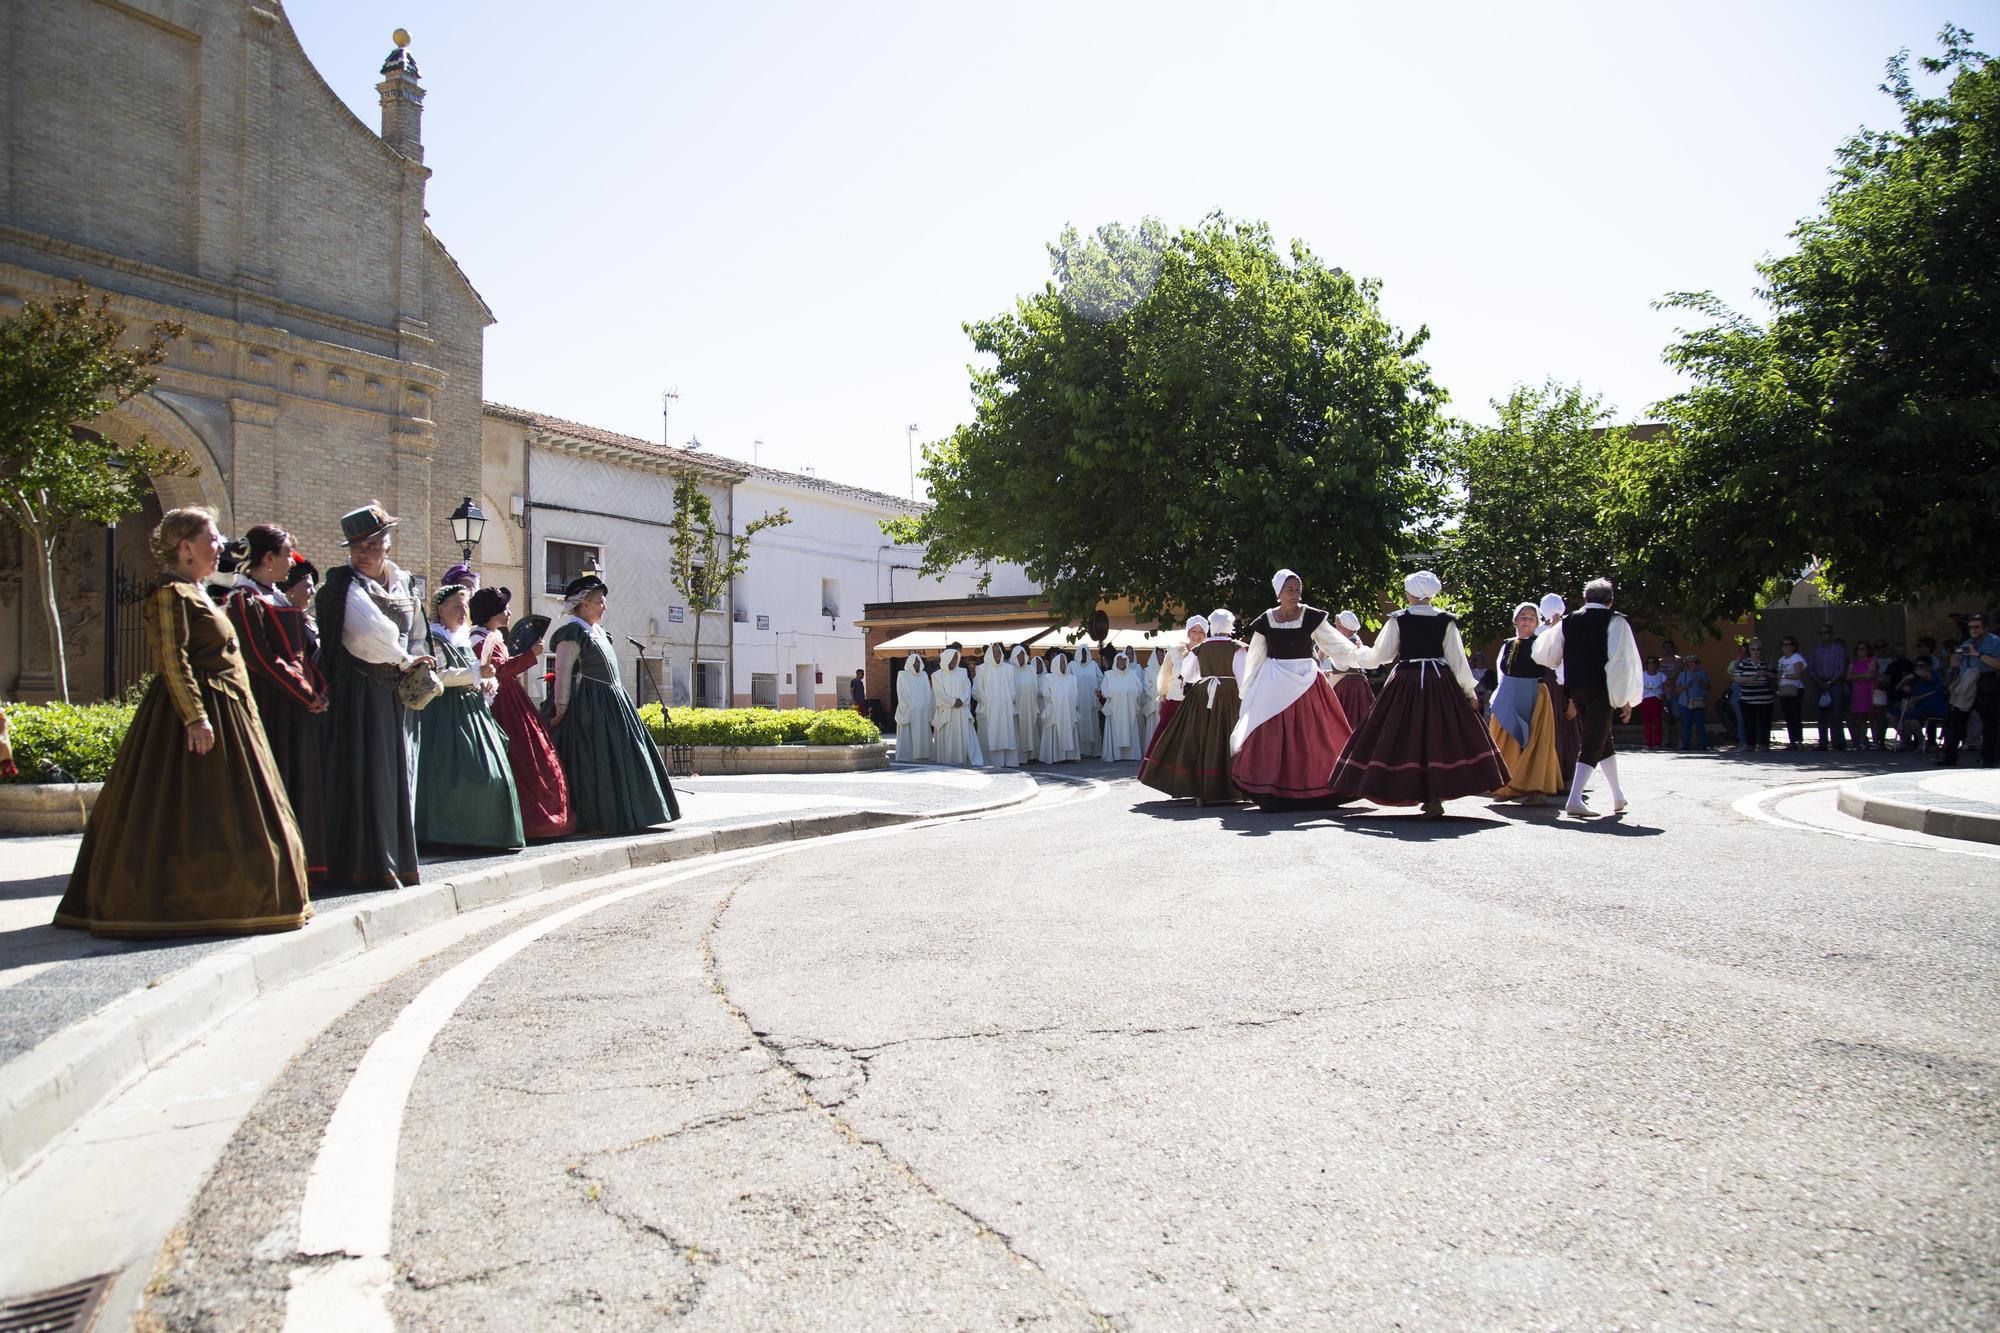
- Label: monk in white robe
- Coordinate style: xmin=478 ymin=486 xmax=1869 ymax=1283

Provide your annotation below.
xmin=930 ymin=648 xmax=984 ymax=766
xmin=1009 ymin=646 xmax=1039 ymax=758
xmin=894 ymin=652 xmax=933 ymax=762
xmin=973 ymin=644 xmax=1019 ymax=767
xmin=1039 ymin=653 xmax=1080 ymax=763
xmin=1072 ymin=646 xmax=1104 ymax=758
xmin=1100 ymin=651 xmax=1145 ymax=760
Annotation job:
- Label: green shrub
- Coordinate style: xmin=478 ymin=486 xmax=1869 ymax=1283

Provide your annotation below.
xmin=804 ymin=711 xmax=881 ymax=745
xmin=635 ymin=704 xmax=879 ymax=747
xmin=3 ymin=700 xmax=136 ymax=783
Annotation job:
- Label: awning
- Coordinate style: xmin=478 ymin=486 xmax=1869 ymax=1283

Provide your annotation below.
xmin=872 ymin=624 xmax=1056 ymax=655
xmin=1103 ymin=627 xmax=1189 ymax=651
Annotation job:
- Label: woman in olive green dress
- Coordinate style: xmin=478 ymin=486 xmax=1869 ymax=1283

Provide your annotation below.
xmin=414 ymin=584 xmax=524 ymax=850
xmin=56 ymin=508 xmax=311 ymax=937
xmin=549 ymin=574 xmax=679 ymax=833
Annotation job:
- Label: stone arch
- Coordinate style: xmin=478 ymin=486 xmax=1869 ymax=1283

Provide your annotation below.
xmin=90 ymin=391 xmax=233 ymax=531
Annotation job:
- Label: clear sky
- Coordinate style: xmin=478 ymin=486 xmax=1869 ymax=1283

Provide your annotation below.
xmin=288 ymin=1 xmax=1994 ymax=499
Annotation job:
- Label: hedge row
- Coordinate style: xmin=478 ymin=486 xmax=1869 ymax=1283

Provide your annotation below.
xmin=2 ymin=701 xmax=136 ymax=784
xmin=0 ymin=699 xmax=881 ymax=786
xmin=637 ymin=704 xmax=880 ymax=747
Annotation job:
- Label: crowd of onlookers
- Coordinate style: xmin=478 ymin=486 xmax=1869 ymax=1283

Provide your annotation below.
xmin=1470 ymin=614 xmax=2000 ymax=767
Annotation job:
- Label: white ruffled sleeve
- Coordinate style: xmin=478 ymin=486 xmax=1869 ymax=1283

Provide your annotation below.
xmin=342 ymin=579 xmax=413 ymax=668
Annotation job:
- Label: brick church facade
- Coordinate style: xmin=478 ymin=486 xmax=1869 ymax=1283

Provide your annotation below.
xmin=0 ymin=0 xmax=490 ymax=700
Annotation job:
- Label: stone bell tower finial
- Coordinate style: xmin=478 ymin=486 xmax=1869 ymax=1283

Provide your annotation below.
xmin=376 ymin=28 xmax=425 ymax=163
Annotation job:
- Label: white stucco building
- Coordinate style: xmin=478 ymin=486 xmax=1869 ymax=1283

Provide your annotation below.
xmin=726 ymin=466 xmax=1035 ymax=708
xmin=480 ymin=403 xmax=1033 ymax=710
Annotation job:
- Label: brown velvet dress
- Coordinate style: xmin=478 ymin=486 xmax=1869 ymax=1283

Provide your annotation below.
xmin=55 ymin=573 xmax=312 ymax=937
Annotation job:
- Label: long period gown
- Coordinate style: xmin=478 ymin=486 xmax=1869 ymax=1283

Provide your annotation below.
xmin=1329 ymin=606 xmax=1509 ymax=805
xmin=227 ymin=574 xmax=327 ymax=882
xmin=57 ymin=573 xmax=311 ymax=936
xmin=550 ymin=617 xmax=680 ymax=833
xmin=1486 ymin=634 xmax=1564 ymax=799
xmin=1038 ymin=659 xmax=1080 ymax=763
xmin=472 ymin=626 xmax=575 ymax=838
xmin=415 ymin=625 xmax=525 ymax=849
xmin=316 ymin=562 xmax=423 ymax=890
xmin=1229 ymin=607 xmax=1357 ymax=809
xmin=1139 ymin=637 xmax=1243 ymax=801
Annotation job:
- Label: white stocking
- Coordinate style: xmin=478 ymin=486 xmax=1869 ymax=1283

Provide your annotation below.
xmin=1599 ymin=755 xmax=1626 ymax=805
xmin=1566 ymin=762 xmax=1595 ymax=808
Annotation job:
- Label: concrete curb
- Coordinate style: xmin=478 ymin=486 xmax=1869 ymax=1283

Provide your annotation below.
xmin=0 ymin=777 xmax=1039 ymax=1187
xmin=1835 ymin=781 xmax=2000 ymax=846
xmin=0 ymin=783 xmax=101 ymax=835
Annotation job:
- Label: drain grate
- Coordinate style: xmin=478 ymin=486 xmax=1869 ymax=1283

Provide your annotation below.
xmin=0 ymin=1274 xmax=112 ymax=1333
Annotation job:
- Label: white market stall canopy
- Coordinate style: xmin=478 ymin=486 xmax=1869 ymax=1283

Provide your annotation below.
xmin=872 ymin=625 xmax=1056 ymax=655
xmin=1041 ymin=626 xmax=1190 ymax=652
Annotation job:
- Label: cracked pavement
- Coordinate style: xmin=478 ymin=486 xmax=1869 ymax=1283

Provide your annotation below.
xmin=143 ymin=756 xmax=1999 ymax=1329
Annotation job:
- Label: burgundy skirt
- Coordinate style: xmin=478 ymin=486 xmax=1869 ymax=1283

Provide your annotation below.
xmin=1234 ymin=676 xmax=1352 ymax=809
xmin=1329 ymin=662 xmax=1509 ymax=805
xmin=1332 ymin=674 xmax=1376 ymax=732
xmin=1144 ymin=698 xmax=1181 ymax=758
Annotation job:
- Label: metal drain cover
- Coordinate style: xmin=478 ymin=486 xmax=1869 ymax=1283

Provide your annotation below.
xmin=0 ymin=1274 xmax=112 ymax=1333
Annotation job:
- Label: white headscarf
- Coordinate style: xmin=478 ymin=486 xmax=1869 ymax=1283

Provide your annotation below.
xmin=1336 ymin=610 xmax=1361 ymax=632
xmin=1113 ymin=651 xmax=1130 ymax=673
xmin=1185 ymin=614 xmax=1210 ymax=636
xmin=1009 ymin=645 xmax=1028 ymax=668
xmin=1404 ymin=571 xmax=1442 ymax=600
xmin=904 ymin=652 xmax=925 ymax=675
xmin=940 ymin=647 xmax=959 ymax=671
xmin=1513 ymin=601 xmax=1540 ymax=625
xmin=1051 ymin=653 xmax=1068 ymax=675
xmin=1538 ymin=593 xmax=1566 ymax=622
xmin=1207 ymin=608 xmax=1236 ymax=636
xmin=1271 ymin=568 xmax=1301 ymax=599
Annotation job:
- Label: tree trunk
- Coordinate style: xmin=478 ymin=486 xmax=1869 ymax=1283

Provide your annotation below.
xmin=689 ymin=600 xmax=704 ymax=709
xmin=30 ymin=526 xmax=70 ymax=704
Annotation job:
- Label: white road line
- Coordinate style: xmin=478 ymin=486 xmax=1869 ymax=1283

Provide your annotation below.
xmin=1733 ymin=779 xmax=2000 ymax=860
xmin=282 ymin=778 xmax=1106 ymax=1331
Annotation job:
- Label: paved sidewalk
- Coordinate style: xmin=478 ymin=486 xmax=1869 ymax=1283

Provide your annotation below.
xmin=1837 ymin=766 xmax=2000 ymax=845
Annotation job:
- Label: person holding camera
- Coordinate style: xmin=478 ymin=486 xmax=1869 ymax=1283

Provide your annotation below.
xmin=1938 ymin=612 xmax=2000 ymax=768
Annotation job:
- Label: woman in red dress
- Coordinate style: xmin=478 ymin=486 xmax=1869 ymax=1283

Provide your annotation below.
xmin=468 ymin=586 xmax=575 ymax=839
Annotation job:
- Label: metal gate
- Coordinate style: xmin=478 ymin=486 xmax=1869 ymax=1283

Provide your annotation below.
xmin=107 ymin=566 xmax=151 ymax=699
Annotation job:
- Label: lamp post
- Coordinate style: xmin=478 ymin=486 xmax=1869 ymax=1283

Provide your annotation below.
xmin=906 ymin=423 xmax=919 ymax=501
xmin=448 ymin=495 xmax=486 ymax=561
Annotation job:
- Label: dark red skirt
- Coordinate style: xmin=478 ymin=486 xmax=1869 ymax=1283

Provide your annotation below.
xmin=1144 ymin=698 xmax=1180 ymax=757
xmin=1332 ymin=674 xmax=1375 ymax=731
xmin=1234 ymin=676 xmax=1352 ymax=808
xmin=1329 ymin=663 xmax=1509 ymax=805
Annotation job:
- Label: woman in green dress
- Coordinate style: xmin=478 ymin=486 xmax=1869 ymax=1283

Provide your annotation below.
xmin=415 ymin=583 xmax=525 ymax=850
xmin=549 ymin=574 xmax=680 ymax=833
xmin=56 ymin=507 xmax=311 ymax=937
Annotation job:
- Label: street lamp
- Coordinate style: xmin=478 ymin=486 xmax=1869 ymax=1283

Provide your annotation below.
xmin=448 ymin=495 xmax=486 ymax=561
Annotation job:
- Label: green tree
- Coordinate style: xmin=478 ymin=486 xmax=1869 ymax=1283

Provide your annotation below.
xmin=1621 ymin=26 xmax=1998 ymax=622
xmin=887 ymin=214 xmax=1449 ymax=625
xmin=666 ymin=469 xmax=789 ymax=707
xmin=1437 ymin=383 xmax=1661 ymax=641
xmin=0 ymin=283 xmax=190 ymax=702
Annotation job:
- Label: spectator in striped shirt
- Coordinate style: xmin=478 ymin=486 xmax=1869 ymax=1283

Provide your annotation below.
xmin=1729 ymin=640 xmax=1778 ymax=752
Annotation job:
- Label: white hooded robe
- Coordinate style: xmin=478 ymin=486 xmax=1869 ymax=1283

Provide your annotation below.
xmin=894 ymin=652 xmax=933 ymax=762
xmin=974 ymin=644 xmax=1019 ymax=768
xmin=1039 ymin=655 xmax=1080 ymax=763
xmin=930 ymin=649 xmax=984 ymax=766
xmin=1072 ymin=647 xmax=1104 ymax=758
xmin=1100 ymin=652 xmax=1145 ymax=761
xmin=1010 ymin=647 xmax=1039 ymax=756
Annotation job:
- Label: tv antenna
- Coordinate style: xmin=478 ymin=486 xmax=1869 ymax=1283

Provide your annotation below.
xmin=661 ymin=388 xmax=679 ymax=446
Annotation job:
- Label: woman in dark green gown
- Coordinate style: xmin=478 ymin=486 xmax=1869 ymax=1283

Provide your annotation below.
xmin=415 ymin=584 xmax=524 ymax=850
xmin=548 ymin=575 xmax=680 ymax=833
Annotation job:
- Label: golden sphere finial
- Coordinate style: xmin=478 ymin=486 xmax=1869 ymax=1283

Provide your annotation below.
xmin=392 ymin=27 xmax=412 ymax=48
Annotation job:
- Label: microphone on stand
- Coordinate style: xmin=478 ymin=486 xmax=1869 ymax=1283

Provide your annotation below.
xmin=626 ymin=637 xmax=647 ymax=653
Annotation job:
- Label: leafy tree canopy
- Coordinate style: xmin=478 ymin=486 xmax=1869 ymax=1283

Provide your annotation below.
xmin=887 ymin=214 xmax=1449 ymax=626
xmin=1623 ymin=26 xmax=1998 ymax=621
xmin=0 ymin=282 xmax=188 ymax=701
xmin=1437 ymin=382 xmax=1669 ymax=642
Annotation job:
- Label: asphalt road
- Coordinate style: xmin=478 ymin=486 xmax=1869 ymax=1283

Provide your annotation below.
xmin=143 ymin=751 xmax=1999 ymax=1330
